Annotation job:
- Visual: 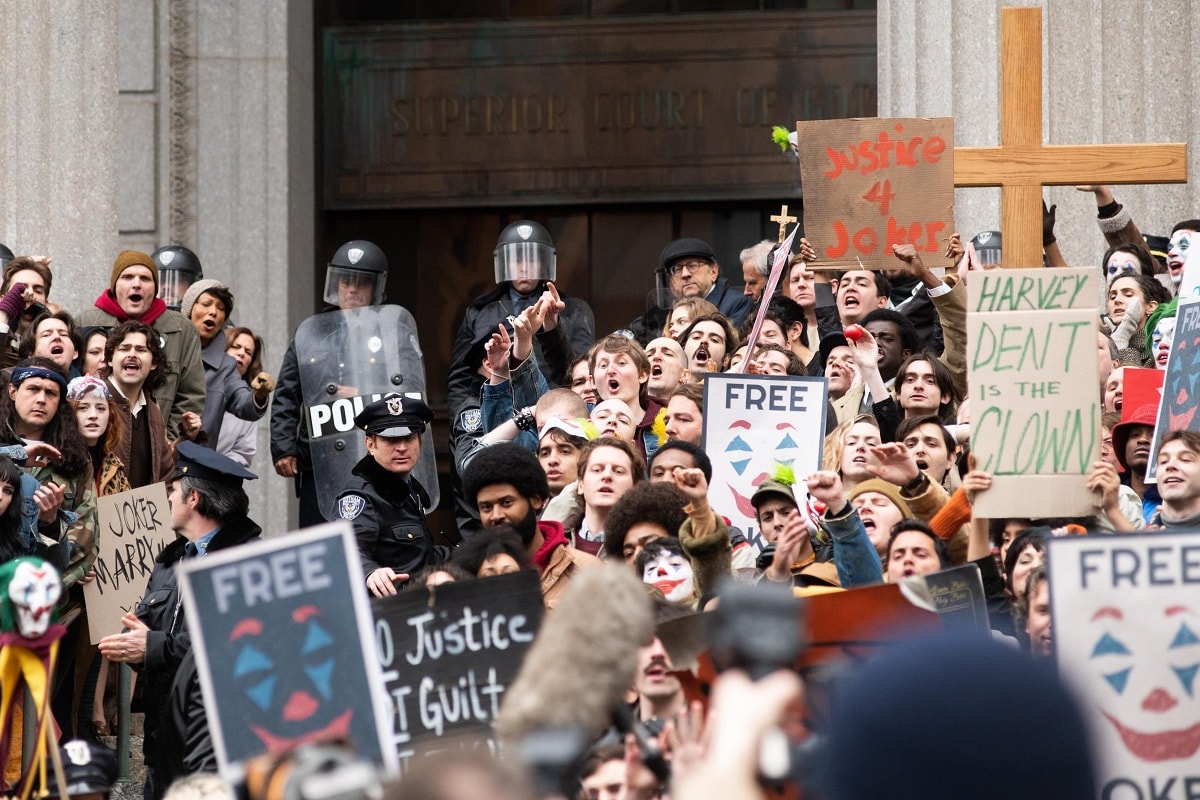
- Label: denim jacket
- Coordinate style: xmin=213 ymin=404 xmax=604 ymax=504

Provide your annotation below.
xmin=820 ymin=504 xmax=885 ymax=588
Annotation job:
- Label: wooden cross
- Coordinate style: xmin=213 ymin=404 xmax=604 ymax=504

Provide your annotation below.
xmin=954 ymin=6 xmax=1187 ymax=269
xmin=770 ymin=204 xmax=798 ymax=243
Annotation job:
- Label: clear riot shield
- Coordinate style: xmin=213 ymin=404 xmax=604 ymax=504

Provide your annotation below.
xmin=295 ymin=305 xmax=439 ymax=519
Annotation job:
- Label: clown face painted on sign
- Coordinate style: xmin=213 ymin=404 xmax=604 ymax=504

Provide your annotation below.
xmin=230 ymin=603 xmax=352 ymax=753
xmin=1085 ymin=603 xmax=1200 ymax=762
xmin=4 ymin=558 xmax=61 ymax=638
xmin=721 ymin=419 xmax=804 ymax=520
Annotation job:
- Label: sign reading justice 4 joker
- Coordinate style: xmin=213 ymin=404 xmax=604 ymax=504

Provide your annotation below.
xmin=1048 ymin=534 xmax=1200 ymax=796
xmin=795 ymin=116 xmax=955 ymax=271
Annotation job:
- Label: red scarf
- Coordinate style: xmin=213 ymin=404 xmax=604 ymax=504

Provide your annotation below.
xmin=93 ymin=290 xmax=168 ymax=325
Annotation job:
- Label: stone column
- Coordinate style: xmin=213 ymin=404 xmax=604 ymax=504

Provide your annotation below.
xmin=879 ymin=0 xmax=1200 ymax=266
xmin=182 ymin=0 xmax=314 ymax=531
xmin=0 ymin=2 xmax=119 ymax=313
xmin=123 ymin=0 xmax=314 ymax=531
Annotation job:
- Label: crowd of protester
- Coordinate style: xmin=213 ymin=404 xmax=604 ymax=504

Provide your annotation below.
xmin=3 ymin=183 xmax=1195 ymax=799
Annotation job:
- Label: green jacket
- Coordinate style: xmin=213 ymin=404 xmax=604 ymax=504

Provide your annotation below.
xmin=25 ymin=460 xmax=99 ymax=589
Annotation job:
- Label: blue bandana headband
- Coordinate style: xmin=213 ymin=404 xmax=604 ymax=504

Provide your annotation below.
xmin=10 ymin=366 xmax=68 ymax=393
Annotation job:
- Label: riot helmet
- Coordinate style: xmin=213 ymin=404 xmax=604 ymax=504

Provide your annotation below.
xmin=153 ymin=245 xmax=203 ymax=310
xmin=0 ymin=243 xmax=13 ymax=269
xmin=323 ymin=239 xmax=387 ymax=308
xmin=494 ymin=220 xmax=556 ymax=286
xmin=971 ymin=231 xmax=1002 ymax=267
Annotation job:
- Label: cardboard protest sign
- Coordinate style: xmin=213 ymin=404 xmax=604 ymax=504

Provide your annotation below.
xmin=371 ymin=570 xmax=544 ymax=766
xmin=795 ymin=117 xmax=954 ymax=270
xmin=83 ymin=483 xmax=173 ymax=643
xmin=178 ymin=522 xmax=396 ymax=778
xmin=968 ymin=267 xmax=1100 ymax=517
xmin=702 ymin=373 xmax=827 ymax=551
xmin=1147 ymin=297 xmax=1200 ymax=484
xmin=1048 ymin=534 xmax=1200 ymax=793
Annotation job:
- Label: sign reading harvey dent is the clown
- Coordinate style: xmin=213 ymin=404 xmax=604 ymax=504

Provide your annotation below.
xmin=1048 ymin=534 xmax=1200 ymax=796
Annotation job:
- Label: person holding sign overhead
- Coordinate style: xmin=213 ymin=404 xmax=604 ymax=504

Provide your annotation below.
xmin=335 ymin=393 xmax=451 ymax=598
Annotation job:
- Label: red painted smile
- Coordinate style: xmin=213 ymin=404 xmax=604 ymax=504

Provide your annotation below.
xmin=1102 ymin=711 xmax=1200 ymax=762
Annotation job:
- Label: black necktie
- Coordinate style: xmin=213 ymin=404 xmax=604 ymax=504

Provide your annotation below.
xmin=184 ymin=542 xmax=199 ymax=559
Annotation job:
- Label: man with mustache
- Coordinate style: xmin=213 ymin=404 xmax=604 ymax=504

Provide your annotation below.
xmin=102 ymin=321 xmax=176 ymax=488
xmin=77 ymin=251 xmax=205 ymax=440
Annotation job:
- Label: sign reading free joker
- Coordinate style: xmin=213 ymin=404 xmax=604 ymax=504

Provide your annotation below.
xmin=179 ymin=522 xmax=397 ymax=778
xmin=1048 ymin=534 xmax=1200 ymax=796
xmin=702 ymin=373 xmax=827 ymax=551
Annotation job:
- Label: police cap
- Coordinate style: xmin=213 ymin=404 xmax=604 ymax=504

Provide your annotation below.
xmin=173 ymin=440 xmax=258 ymax=485
xmin=356 ymin=393 xmax=433 ymax=438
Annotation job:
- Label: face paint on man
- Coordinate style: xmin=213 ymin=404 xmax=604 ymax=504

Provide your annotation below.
xmin=642 ymin=551 xmax=695 ymax=606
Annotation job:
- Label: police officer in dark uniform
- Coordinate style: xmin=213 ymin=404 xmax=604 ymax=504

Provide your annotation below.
xmin=97 ymin=441 xmax=260 ymax=800
xmin=336 ymin=393 xmax=450 ymax=597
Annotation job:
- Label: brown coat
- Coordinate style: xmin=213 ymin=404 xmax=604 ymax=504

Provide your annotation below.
xmin=541 ymin=542 xmax=601 ymax=610
xmin=109 ymin=387 xmax=176 ymax=487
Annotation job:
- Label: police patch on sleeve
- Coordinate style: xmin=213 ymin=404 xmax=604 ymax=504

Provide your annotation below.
xmin=459 ymin=408 xmax=482 ymax=433
xmin=338 ymin=494 xmax=366 ymax=520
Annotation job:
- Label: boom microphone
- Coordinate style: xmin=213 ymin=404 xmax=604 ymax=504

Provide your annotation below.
xmin=496 ymin=563 xmax=654 ymax=745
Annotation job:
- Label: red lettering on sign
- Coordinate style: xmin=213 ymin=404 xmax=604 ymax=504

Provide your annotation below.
xmin=822 ymin=125 xmax=949 ymax=180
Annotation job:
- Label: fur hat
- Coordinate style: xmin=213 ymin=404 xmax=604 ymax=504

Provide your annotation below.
xmin=110 ymin=250 xmax=158 ymax=294
xmin=180 ymin=278 xmax=229 ymax=320
xmin=847 ymin=478 xmax=914 ymax=520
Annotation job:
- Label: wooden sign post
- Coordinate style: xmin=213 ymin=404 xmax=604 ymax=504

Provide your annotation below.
xmin=954 ymin=6 xmax=1187 ymax=269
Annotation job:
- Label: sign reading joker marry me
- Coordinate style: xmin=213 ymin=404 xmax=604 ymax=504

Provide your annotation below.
xmin=1048 ymin=534 xmax=1200 ymax=797
xmin=702 ymin=374 xmax=827 ymax=552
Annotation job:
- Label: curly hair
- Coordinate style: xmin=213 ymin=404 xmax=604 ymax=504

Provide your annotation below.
xmin=102 ymin=320 xmax=167 ymax=393
xmin=603 ymin=481 xmax=689 ymax=561
xmin=461 ymin=442 xmax=550 ymax=507
xmin=451 ymin=525 xmax=533 ymax=576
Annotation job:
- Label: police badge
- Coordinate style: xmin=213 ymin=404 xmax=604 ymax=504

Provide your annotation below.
xmin=338 ymin=494 xmax=366 ymax=520
xmin=460 ymin=408 xmax=482 ymax=433
xmin=386 ymin=395 xmax=404 ymax=415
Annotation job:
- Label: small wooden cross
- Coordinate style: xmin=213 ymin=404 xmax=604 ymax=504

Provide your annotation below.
xmin=954 ymin=6 xmax=1187 ymax=269
xmin=770 ymin=204 xmax=798 ymax=244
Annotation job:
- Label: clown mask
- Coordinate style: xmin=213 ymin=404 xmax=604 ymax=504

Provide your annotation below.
xmin=8 ymin=559 xmax=61 ymax=638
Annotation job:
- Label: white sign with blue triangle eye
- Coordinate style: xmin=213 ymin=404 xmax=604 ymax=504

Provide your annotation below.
xmin=699 ymin=373 xmax=827 ymax=555
xmin=1047 ymin=533 xmax=1200 ymax=791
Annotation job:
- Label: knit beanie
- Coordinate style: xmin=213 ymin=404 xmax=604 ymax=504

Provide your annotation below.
xmin=110 ymin=250 xmax=158 ymax=294
xmin=847 ymin=478 xmax=913 ymax=519
xmin=180 ymin=279 xmax=229 ymax=320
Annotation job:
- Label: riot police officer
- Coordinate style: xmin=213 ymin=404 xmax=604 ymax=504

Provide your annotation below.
xmin=446 ymin=220 xmax=594 ymax=419
xmin=336 ymin=393 xmax=449 ymax=597
xmin=153 ymin=245 xmax=204 ymax=311
xmin=271 ymin=240 xmax=436 ymax=527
